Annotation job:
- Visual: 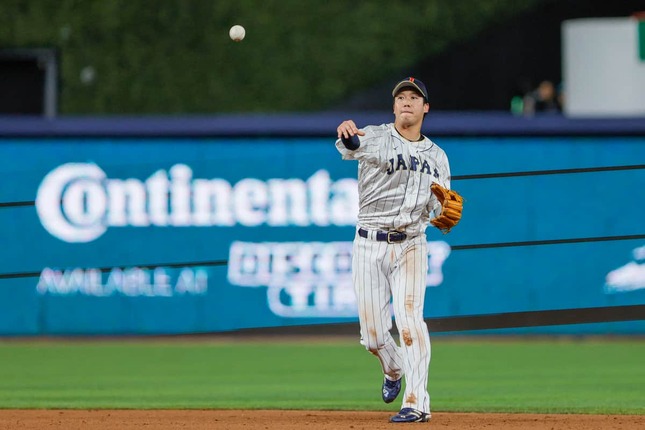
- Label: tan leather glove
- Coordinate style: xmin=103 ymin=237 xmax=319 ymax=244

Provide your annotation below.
xmin=430 ymin=183 xmax=464 ymax=234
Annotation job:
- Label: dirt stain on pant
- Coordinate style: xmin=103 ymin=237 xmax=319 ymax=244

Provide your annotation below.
xmin=401 ymin=329 xmax=413 ymax=346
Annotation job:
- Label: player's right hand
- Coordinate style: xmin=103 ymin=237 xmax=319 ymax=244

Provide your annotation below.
xmin=337 ymin=120 xmax=366 ymax=140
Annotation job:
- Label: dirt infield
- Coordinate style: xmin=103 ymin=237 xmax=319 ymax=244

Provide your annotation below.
xmin=1 ymin=410 xmax=643 ymax=430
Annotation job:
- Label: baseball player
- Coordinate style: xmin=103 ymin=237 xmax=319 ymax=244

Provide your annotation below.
xmin=335 ymin=77 xmax=463 ymax=423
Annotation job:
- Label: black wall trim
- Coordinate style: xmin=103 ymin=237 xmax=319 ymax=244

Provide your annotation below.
xmin=202 ymin=305 xmax=645 ymax=337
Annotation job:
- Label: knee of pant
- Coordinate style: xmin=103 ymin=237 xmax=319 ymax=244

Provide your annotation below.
xmin=366 ymin=346 xmax=379 ymax=356
xmin=361 ymin=336 xmax=384 ymax=355
xmin=396 ymin=298 xmax=421 ymax=318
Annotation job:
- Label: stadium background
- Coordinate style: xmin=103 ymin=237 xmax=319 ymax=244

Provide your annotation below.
xmin=0 ymin=116 xmax=644 ymax=336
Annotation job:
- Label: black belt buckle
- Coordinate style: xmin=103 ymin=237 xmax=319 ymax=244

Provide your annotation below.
xmin=387 ymin=231 xmax=401 ymax=244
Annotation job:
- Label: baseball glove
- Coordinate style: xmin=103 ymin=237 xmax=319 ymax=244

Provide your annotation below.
xmin=430 ymin=183 xmax=464 ymax=234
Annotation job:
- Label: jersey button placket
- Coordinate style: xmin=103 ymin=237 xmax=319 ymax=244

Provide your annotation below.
xmin=407 ymin=150 xmax=421 ymax=226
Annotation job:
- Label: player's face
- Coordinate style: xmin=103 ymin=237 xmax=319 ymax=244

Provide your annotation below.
xmin=393 ymin=90 xmax=429 ymax=126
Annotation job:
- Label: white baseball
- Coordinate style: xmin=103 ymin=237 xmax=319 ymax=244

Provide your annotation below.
xmin=229 ymin=25 xmax=245 ymax=42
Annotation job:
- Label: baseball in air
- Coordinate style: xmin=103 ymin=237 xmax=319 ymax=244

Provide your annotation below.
xmin=229 ymin=25 xmax=245 ymax=42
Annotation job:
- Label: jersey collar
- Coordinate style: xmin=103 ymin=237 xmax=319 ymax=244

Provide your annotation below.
xmin=390 ymin=123 xmax=427 ymax=144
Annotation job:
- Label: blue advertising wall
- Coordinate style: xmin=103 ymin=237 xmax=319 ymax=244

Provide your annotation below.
xmin=0 ymin=114 xmax=644 ymax=335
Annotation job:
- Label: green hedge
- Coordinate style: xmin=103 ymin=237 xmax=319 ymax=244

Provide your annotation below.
xmin=0 ymin=0 xmax=540 ymax=114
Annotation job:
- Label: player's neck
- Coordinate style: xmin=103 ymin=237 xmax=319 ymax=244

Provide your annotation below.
xmin=394 ymin=124 xmax=423 ymax=142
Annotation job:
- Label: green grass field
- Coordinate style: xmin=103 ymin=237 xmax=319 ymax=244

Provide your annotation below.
xmin=0 ymin=337 xmax=643 ymax=414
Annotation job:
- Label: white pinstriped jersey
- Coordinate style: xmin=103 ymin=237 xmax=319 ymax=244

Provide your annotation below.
xmin=336 ymin=123 xmax=451 ymax=237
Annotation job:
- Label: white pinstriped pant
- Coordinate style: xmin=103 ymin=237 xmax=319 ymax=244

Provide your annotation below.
xmin=352 ymin=230 xmax=431 ymax=414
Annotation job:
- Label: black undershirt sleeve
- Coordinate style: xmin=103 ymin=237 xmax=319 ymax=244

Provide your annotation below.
xmin=340 ymin=135 xmax=360 ymax=150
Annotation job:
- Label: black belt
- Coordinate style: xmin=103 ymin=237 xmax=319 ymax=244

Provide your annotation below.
xmin=358 ymin=228 xmax=407 ymax=243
